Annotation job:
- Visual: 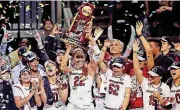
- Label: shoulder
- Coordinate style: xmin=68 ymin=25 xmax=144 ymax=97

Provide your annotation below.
xmin=162 ymin=82 xmax=170 ymax=90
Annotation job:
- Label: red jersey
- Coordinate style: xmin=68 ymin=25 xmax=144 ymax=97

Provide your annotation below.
xmin=129 ymin=66 xmax=149 ymax=109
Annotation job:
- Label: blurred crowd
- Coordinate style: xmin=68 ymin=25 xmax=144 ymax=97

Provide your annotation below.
xmin=0 ymin=1 xmax=180 ymax=110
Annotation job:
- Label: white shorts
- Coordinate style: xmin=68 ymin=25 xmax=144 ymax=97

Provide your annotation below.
xmin=67 ymin=102 xmax=94 ymax=110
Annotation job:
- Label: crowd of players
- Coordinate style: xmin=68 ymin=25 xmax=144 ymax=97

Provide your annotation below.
xmin=0 ymin=14 xmax=180 ymax=110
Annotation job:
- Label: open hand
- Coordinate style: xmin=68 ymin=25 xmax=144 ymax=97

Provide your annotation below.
xmin=136 ymin=21 xmax=143 ymax=36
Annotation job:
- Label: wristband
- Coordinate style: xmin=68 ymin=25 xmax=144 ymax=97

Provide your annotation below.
xmin=92 ymin=45 xmax=101 ymax=55
xmin=138 ymin=33 xmax=143 ymax=38
xmin=133 ymin=51 xmax=138 ymax=53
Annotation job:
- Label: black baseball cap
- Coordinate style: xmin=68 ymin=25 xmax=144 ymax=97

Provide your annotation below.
xmin=169 ymin=62 xmax=180 ymax=70
xmin=18 ymin=46 xmax=28 ymax=56
xmin=160 ymin=36 xmax=173 ymax=46
xmin=110 ymin=57 xmax=125 ymax=68
xmin=148 ymin=66 xmax=165 ymax=77
xmin=23 ymin=51 xmax=39 ymax=62
xmin=56 ymin=49 xmax=65 ymax=56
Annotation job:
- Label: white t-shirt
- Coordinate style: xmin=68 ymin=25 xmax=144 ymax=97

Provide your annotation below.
xmin=12 ymin=83 xmax=37 ymax=110
xmin=141 ymin=78 xmax=170 ymax=110
xmin=104 ymin=69 xmax=131 ymax=109
xmin=170 ymin=83 xmax=180 ymax=110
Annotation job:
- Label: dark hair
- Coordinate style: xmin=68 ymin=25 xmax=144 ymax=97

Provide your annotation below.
xmin=148 ymin=39 xmax=162 ymax=50
xmin=18 ymin=38 xmax=30 ymax=48
xmin=43 ymin=19 xmax=53 ymax=28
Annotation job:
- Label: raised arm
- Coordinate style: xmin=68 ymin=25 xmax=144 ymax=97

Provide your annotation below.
xmin=133 ymin=40 xmax=144 ymax=84
xmin=98 ymin=40 xmax=111 ymax=73
xmin=34 ymin=30 xmax=50 ymax=65
xmin=60 ymin=41 xmax=71 ymax=72
xmin=136 ymin=21 xmax=154 ymax=70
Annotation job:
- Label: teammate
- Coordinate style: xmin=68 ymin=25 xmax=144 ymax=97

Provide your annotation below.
xmin=44 ymin=60 xmax=68 ymax=110
xmin=13 ymin=68 xmax=42 ymax=110
xmin=167 ymin=62 xmax=180 ymax=110
xmin=133 ymin=40 xmax=171 ymax=110
xmin=98 ymin=56 xmax=131 ymax=110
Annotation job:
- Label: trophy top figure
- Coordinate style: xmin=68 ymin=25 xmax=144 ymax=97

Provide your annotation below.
xmin=66 ymin=3 xmax=95 ymax=49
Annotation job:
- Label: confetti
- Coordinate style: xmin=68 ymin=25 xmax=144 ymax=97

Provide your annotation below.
xmin=48 ymin=16 xmax=50 ymax=19
xmin=143 ymin=11 xmax=146 ymax=15
xmin=109 ymin=5 xmax=113 ymax=7
xmin=125 ymin=10 xmax=128 ymax=13
xmin=45 ymin=4 xmax=49 ymax=6
xmin=140 ymin=4 xmax=144 ymax=8
xmin=16 ymin=13 xmax=19 ymax=16
xmin=124 ymin=29 xmax=127 ymax=32
xmin=39 ymin=3 xmax=44 ymax=8
xmin=8 ymin=46 xmax=13 ymax=53
xmin=62 ymin=2 xmax=65 ymax=7
xmin=36 ymin=15 xmax=39 ymax=19
xmin=26 ymin=31 xmax=30 ymax=34
xmin=3 ymin=10 xmax=6 ymax=14
xmin=101 ymin=11 xmax=103 ymax=15
xmin=129 ymin=14 xmax=133 ymax=16
xmin=149 ymin=13 xmax=153 ymax=17
xmin=26 ymin=5 xmax=30 ymax=12
xmin=0 ymin=4 xmax=2 ymax=8
xmin=134 ymin=15 xmax=138 ymax=18
xmin=104 ymin=4 xmax=108 ymax=6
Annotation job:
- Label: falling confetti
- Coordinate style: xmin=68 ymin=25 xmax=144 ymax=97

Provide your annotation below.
xmin=39 ymin=3 xmax=44 ymax=8
xmin=109 ymin=5 xmax=113 ymax=7
xmin=26 ymin=5 xmax=30 ymax=12
xmin=124 ymin=29 xmax=127 ymax=32
xmin=140 ymin=4 xmax=144 ymax=8
xmin=62 ymin=2 xmax=65 ymax=7
xmin=104 ymin=4 xmax=108 ymax=6
xmin=134 ymin=15 xmax=138 ymax=18
xmin=36 ymin=15 xmax=39 ymax=19
xmin=125 ymin=10 xmax=128 ymax=13
xmin=0 ymin=4 xmax=2 ymax=8
xmin=129 ymin=14 xmax=133 ymax=16
xmin=45 ymin=4 xmax=49 ymax=6
xmin=8 ymin=46 xmax=13 ymax=53
xmin=48 ymin=16 xmax=50 ymax=19
xmin=16 ymin=13 xmax=19 ymax=16
xmin=101 ymin=11 xmax=103 ymax=15
xmin=143 ymin=11 xmax=146 ymax=15
xmin=3 ymin=10 xmax=6 ymax=14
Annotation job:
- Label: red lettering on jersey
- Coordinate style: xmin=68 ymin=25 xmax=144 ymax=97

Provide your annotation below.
xmin=74 ymin=76 xmax=85 ymax=87
xmin=53 ymin=92 xmax=58 ymax=102
xmin=175 ymin=93 xmax=180 ymax=104
xmin=108 ymin=83 xmax=120 ymax=96
xmin=149 ymin=95 xmax=156 ymax=106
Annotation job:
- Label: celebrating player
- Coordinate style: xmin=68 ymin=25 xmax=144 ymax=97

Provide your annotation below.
xmin=133 ymin=40 xmax=171 ymax=110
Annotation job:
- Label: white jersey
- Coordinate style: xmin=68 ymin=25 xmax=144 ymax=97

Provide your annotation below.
xmin=68 ymin=68 xmax=94 ymax=109
xmin=141 ymin=78 xmax=170 ymax=110
xmin=170 ymin=83 xmax=180 ymax=110
xmin=12 ymin=83 xmax=37 ymax=110
xmin=44 ymin=77 xmax=67 ymax=110
xmin=104 ymin=69 xmax=131 ymax=109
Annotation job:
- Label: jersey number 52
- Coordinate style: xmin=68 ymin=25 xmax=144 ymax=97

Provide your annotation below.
xmin=108 ymin=83 xmax=120 ymax=96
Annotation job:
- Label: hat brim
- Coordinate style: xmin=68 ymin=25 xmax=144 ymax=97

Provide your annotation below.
xmin=160 ymin=38 xmax=168 ymax=42
xmin=1 ymin=69 xmax=11 ymax=74
xmin=44 ymin=60 xmax=56 ymax=67
xmin=148 ymin=71 xmax=159 ymax=77
xmin=112 ymin=63 xmax=123 ymax=68
xmin=169 ymin=66 xmax=180 ymax=70
xmin=138 ymin=56 xmax=146 ymax=61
